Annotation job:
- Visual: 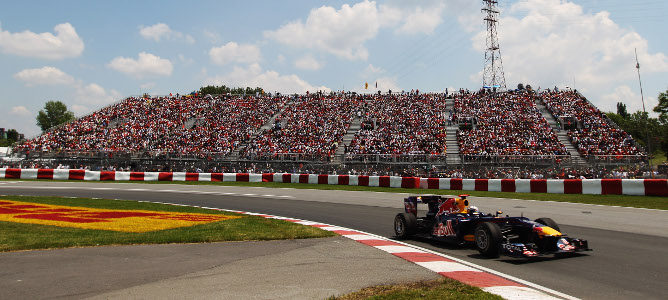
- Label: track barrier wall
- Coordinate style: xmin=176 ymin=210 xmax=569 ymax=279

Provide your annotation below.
xmin=0 ymin=168 xmax=666 ymax=196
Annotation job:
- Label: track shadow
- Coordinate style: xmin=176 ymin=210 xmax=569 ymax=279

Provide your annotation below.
xmin=393 ymin=235 xmax=467 ymax=251
xmin=392 ymin=235 xmax=591 ymax=264
xmin=477 ymin=252 xmax=590 ymax=264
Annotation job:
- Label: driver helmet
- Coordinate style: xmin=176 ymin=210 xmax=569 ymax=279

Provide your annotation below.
xmin=468 ymin=206 xmax=479 ymax=214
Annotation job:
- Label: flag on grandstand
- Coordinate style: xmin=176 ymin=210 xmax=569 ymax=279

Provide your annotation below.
xmin=375 ymin=81 xmax=377 ymax=88
xmin=365 ymin=82 xmax=368 ymax=89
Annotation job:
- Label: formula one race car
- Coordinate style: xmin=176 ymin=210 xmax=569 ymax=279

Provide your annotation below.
xmin=394 ymin=195 xmax=591 ymax=258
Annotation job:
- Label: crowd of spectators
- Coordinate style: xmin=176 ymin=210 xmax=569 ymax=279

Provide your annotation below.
xmin=346 ymin=93 xmax=448 ymax=158
xmin=542 ymin=90 xmax=645 ymax=158
xmin=454 ymin=90 xmax=568 ymax=159
xmin=13 ymin=89 xmax=647 ymax=168
xmin=239 ymin=94 xmax=362 ymax=160
xmin=17 ymin=95 xmax=287 ymax=156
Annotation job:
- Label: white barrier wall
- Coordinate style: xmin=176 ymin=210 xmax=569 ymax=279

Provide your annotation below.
xmin=0 ymin=169 xmax=665 ymax=196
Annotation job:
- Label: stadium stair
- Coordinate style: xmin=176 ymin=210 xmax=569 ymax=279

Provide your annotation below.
xmin=184 ymin=118 xmax=197 ymax=129
xmin=535 ymin=99 xmax=589 ymax=166
xmin=444 ymin=98 xmax=461 ymax=165
xmin=107 ymin=118 xmax=126 ymax=128
xmin=445 ymin=126 xmax=461 ymax=165
xmin=229 ymin=99 xmax=294 ymax=159
xmin=334 ymin=116 xmax=362 ymax=161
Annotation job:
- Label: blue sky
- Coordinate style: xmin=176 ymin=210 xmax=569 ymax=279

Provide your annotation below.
xmin=1 ymin=0 xmax=667 ymax=137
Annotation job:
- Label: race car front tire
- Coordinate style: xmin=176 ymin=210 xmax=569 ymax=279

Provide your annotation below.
xmin=535 ymin=217 xmax=561 ymax=232
xmin=394 ymin=213 xmax=417 ymax=239
xmin=474 ymin=222 xmax=502 ymax=258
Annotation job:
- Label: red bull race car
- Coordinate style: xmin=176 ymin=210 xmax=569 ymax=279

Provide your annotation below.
xmin=394 ymin=195 xmax=591 ymax=258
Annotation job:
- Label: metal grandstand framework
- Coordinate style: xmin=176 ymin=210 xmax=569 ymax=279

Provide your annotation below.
xmin=482 ymin=0 xmax=507 ymax=90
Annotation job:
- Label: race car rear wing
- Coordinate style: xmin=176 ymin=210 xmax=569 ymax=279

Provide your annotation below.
xmin=404 ymin=195 xmax=469 ymax=216
xmin=404 ymin=195 xmax=446 ymax=216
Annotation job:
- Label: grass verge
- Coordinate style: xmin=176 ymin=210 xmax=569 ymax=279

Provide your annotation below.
xmin=3 ymin=178 xmax=665 ymax=210
xmin=330 ymin=278 xmax=502 ymax=300
xmin=0 ymin=195 xmax=335 ymax=252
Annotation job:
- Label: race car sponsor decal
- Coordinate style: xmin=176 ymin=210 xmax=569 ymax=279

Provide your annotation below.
xmin=436 ymin=199 xmax=459 ymax=216
xmin=0 ymin=200 xmax=240 ymax=232
xmin=557 ymin=238 xmax=576 ymax=251
xmin=433 ymin=220 xmax=456 ymax=236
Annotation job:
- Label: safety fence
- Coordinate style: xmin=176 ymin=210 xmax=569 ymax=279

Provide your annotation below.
xmin=13 ymin=151 xmax=651 ymax=170
xmin=1 ymin=168 xmax=665 ymax=196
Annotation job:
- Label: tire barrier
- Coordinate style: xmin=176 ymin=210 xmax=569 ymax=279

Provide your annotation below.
xmin=1 ymin=168 xmax=665 ymax=196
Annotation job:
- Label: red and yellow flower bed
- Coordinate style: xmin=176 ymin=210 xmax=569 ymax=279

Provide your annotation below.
xmin=0 ymin=199 xmax=240 ymax=232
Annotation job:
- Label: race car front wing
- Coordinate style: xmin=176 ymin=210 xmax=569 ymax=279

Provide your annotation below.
xmin=501 ymin=237 xmax=591 ymax=258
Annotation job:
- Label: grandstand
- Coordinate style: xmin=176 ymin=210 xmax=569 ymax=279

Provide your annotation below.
xmin=346 ymin=92 xmax=448 ymax=163
xmin=10 ymin=89 xmax=648 ymax=177
xmin=240 ymin=93 xmax=361 ymax=161
xmin=454 ymin=90 xmax=568 ymax=165
xmin=542 ymin=90 xmax=645 ymax=163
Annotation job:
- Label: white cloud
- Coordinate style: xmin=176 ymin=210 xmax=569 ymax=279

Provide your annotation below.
xmin=10 ymin=106 xmax=31 ymax=117
xmin=264 ymin=1 xmax=381 ymax=60
xmin=264 ymin=1 xmax=453 ymax=61
xmin=139 ymin=23 xmax=194 ymax=43
xmin=13 ymin=66 xmax=121 ymax=115
xmin=382 ymin=0 xmax=461 ymax=34
xmin=178 ymin=54 xmax=194 ymax=65
xmin=277 ymin=54 xmax=286 ymax=64
xmin=601 ymin=85 xmax=658 ymax=116
xmin=466 ymin=0 xmax=668 ymax=110
xmin=108 ymin=52 xmax=173 ymax=78
xmin=70 ymin=104 xmax=90 ymax=115
xmin=477 ymin=0 xmax=668 ymax=85
xmin=376 ymin=77 xmax=400 ymax=92
xmin=72 ymin=83 xmax=122 ymax=114
xmin=392 ymin=3 xmax=445 ymax=34
xmin=203 ymin=30 xmax=221 ymax=44
xmin=75 ymin=83 xmax=121 ymax=104
xmin=205 ymin=63 xmax=329 ymax=94
xmin=139 ymin=23 xmax=171 ymax=41
xmin=0 ymin=22 xmax=84 ymax=59
xmin=361 ymin=64 xmax=384 ymax=78
xmin=14 ymin=66 xmax=75 ymax=86
xmin=209 ymin=42 xmax=261 ymax=66
xmin=294 ymin=55 xmax=324 ymax=70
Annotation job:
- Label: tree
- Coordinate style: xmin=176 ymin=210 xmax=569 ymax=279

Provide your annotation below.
xmin=6 ymin=129 xmax=18 ymax=142
xmin=654 ymin=89 xmax=668 ymax=124
xmin=199 ymin=85 xmax=263 ymax=95
xmin=36 ymin=101 xmax=75 ymax=132
xmin=607 ymin=110 xmax=668 ymax=155
xmin=616 ymin=102 xmax=629 ymax=118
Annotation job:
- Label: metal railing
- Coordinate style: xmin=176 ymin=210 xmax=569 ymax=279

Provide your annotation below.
xmin=586 ymin=155 xmax=647 ymax=165
xmin=239 ymin=153 xmax=334 ymax=162
xmin=460 ymin=154 xmax=572 ymax=165
xmin=15 ymin=148 xmax=651 ymax=168
xmin=344 ymin=154 xmax=448 ymax=163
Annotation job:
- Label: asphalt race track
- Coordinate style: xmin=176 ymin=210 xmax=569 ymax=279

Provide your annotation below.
xmin=1 ymin=181 xmax=666 ymax=299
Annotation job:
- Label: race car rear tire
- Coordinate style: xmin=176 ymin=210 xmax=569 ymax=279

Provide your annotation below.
xmin=394 ymin=213 xmax=417 ymax=239
xmin=474 ymin=222 xmax=502 ymax=258
xmin=535 ymin=218 xmax=560 ymax=232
